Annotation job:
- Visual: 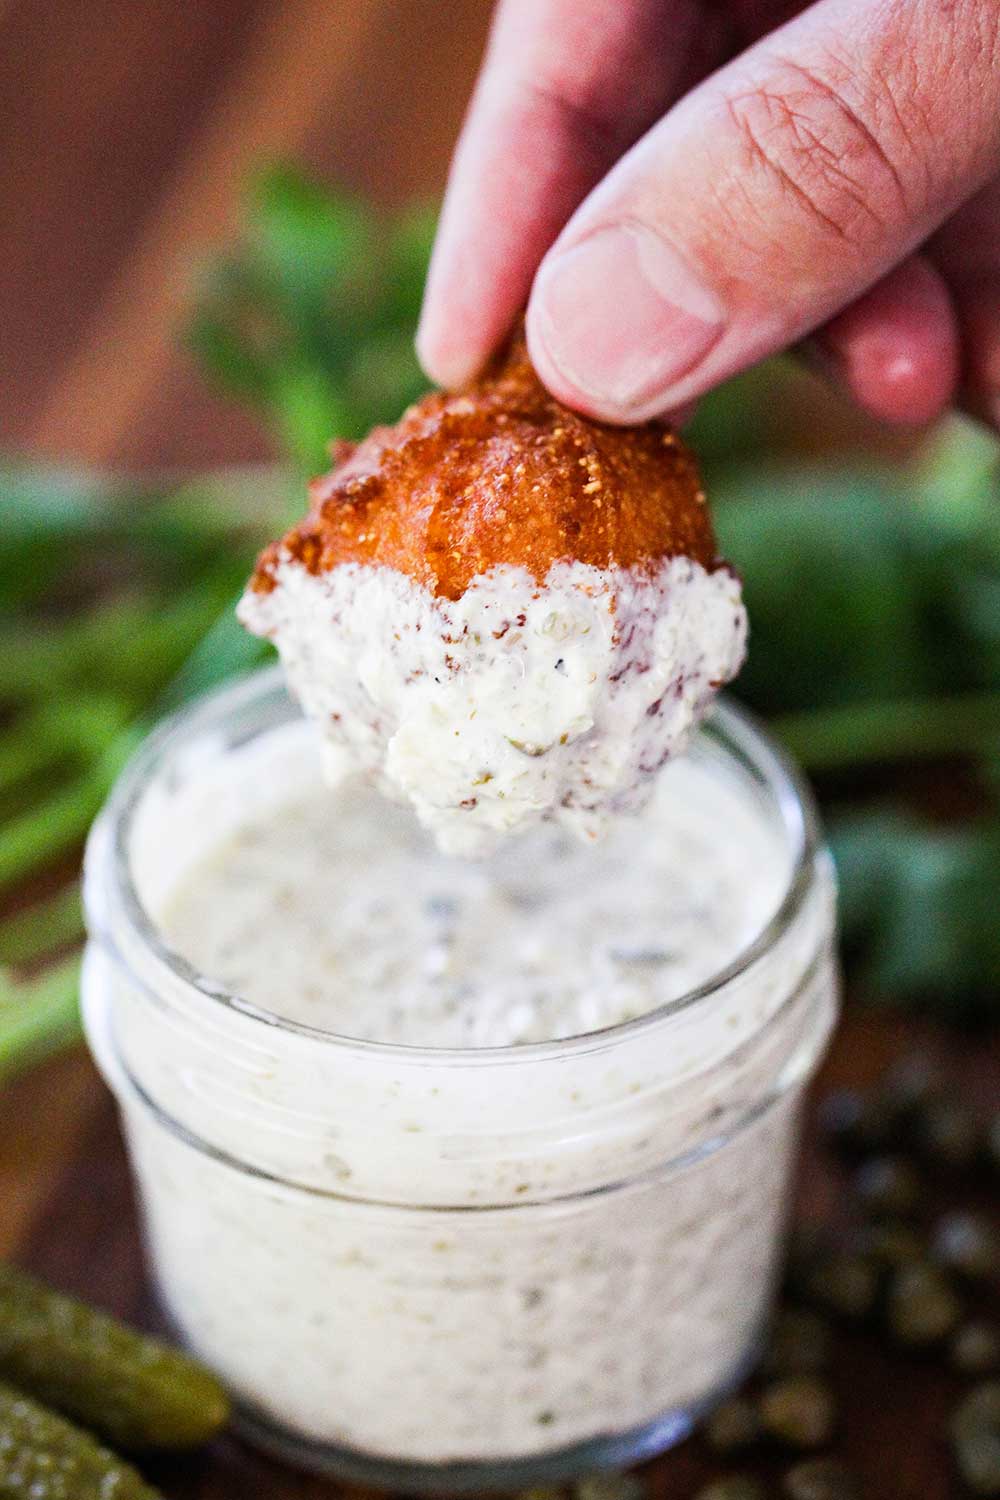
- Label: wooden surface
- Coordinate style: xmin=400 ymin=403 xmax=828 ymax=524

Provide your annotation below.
xmin=3 ymin=1011 xmax=998 ymax=1499
xmin=0 ymin=0 xmax=492 ymax=473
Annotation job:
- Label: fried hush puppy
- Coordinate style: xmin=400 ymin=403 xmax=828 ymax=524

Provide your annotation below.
xmin=239 ymin=336 xmax=746 ymax=856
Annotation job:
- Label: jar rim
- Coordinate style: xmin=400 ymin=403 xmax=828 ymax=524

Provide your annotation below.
xmin=94 ymin=665 xmax=824 ymax=1063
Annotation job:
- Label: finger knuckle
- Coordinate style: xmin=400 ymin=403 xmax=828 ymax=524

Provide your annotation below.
xmin=722 ymin=58 xmax=915 ymax=250
xmin=896 ymin=0 xmax=1000 ymax=181
xmin=941 ymin=0 xmax=1000 ymax=84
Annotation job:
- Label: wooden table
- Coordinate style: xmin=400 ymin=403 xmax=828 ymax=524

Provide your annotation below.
xmin=3 ymin=1010 xmax=997 ymax=1499
xmin=0 ymin=0 xmax=493 ymax=474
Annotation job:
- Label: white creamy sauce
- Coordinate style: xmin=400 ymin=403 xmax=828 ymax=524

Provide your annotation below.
xmin=84 ymin=706 xmax=837 ymax=1467
xmin=161 ymin=747 xmax=784 ymax=1047
xmin=238 ymin=557 xmax=747 ymax=857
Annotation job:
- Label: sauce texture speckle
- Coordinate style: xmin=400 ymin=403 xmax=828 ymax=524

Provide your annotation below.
xmin=162 ymin=731 xmax=786 ymax=1046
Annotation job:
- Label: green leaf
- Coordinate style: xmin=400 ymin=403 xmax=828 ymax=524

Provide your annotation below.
xmin=0 ymin=727 xmax=141 ymax=890
xmin=188 ymin=167 xmax=435 ymax=456
xmin=717 ymin=472 xmax=928 ymax=715
xmin=267 ymin=364 xmax=354 ymax=474
xmin=0 ymin=701 xmax=132 ymax=849
xmin=831 ymin=809 xmax=1000 ymax=1023
xmin=250 ymin=164 xmax=374 ymax=315
xmin=911 ymin=414 xmax=1000 ymax=523
xmin=0 ymin=885 xmax=84 ymax=967
xmin=379 ymin=202 xmax=437 ymax=328
xmin=684 ymin=358 xmax=800 ymax=467
xmin=0 ymin=956 xmax=82 ymax=1079
xmin=0 ymin=464 xmax=113 ymax=543
xmin=774 ymin=691 xmax=1000 ymax=772
xmin=0 ymin=717 xmax=69 ymax=794
xmin=186 ymin=302 xmax=273 ymax=405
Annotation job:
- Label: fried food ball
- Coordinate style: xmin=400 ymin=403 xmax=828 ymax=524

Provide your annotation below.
xmin=249 ymin=335 xmax=716 ymax=601
xmin=240 ymin=335 xmax=746 ymax=856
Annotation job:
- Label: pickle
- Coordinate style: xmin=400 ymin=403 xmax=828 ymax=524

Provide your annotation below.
xmin=0 ymin=1381 xmax=161 ymax=1499
xmin=0 ymin=1263 xmax=229 ymax=1450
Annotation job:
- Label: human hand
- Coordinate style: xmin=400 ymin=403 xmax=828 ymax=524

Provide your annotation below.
xmin=417 ymin=0 xmax=1000 ymax=431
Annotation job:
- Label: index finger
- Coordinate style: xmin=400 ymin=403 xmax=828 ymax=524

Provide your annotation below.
xmin=416 ymin=0 xmax=704 ymax=389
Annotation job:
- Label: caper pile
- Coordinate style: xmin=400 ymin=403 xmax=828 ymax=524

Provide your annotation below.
xmin=699 ymin=1053 xmax=999 ymax=1500
xmin=691 ymin=1302 xmax=853 ymax=1500
xmin=518 ymin=1053 xmax=998 ymax=1500
xmin=518 ymin=1478 xmax=645 ymax=1500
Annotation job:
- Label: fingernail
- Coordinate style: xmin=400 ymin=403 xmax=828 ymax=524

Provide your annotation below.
xmin=530 ymin=223 xmax=725 ymax=416
xmin=415 ymin=320 xmax=482 ymax=392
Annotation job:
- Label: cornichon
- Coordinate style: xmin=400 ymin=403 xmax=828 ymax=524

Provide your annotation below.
xmin=0 ymin=1263 xmax=229 ymax=1450
xmin=0 ymin=1381 xmax=161 ymax=1499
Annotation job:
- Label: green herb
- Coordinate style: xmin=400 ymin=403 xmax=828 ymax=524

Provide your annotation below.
xmin=187 ymin=163 xmax=434 ymax=473
xmin=758 ymin=1375 xmax=838 ymax=1449
xmin=710 ymin=429 xmax=1000 ymax=1023
xmin=0 ymin=959 xmax=83 ymax=1080
xmin=0 ymin=886 xmax=84 ymax=968
xmin=830 ymin=810 xmax=1000 ymax=1024
xmin=0 ymin=462 xmax=289 ymax=1079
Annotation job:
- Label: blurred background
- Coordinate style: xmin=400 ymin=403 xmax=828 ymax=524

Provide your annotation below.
xmin=1 ymin=0 xmax=490 ymax=471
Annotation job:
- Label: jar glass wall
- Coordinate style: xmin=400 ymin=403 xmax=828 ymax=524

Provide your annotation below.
xmin=82 ymin=668 xmax=839 ymax=1493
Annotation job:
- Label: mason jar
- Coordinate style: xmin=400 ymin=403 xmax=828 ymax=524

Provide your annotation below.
xmin=81 ymin=667 xmax=838 ymax=1493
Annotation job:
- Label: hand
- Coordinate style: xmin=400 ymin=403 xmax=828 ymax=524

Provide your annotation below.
xmin=416 ymin=0 xmax=1000 ymax=431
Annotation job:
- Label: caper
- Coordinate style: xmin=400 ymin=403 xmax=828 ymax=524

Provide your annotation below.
xmin=759 ymin=1376 xmax=837 ymax=1449
xmin=782 ymin=1457 xmax=862 ymax=1500
xmin=952 ymin=1384 xmax=1000 ymax=1442
xmin=817 ymin=1090 xmax=896 ymax=1158
xmin=764 ymin=1310 xmax=833 ymax=1376
xmin=954 ymin=1428 xmax=1000 ymax=1497
xmin=802 ymin=1251 xmax=879 ymax=1322
xmin=915 ymin=1100 xmax=980 ymax=1170
xmin=930 ymin=1212 xmax=999 ymax=1281
xmin=950 ymin=1384 xmax=1000 ymax=1497
xmin=852 ymin=1155 xmax=921 ymax=1218
xmin=880 ymin=1052 xmax=944 ymax=1117
xmin=705 ymin=1395 xmax=762 ymax=1453
xmin=693 ymin=1477 xmax=766 ymax=1500
xmin=849 ymin=1219 xmax=924 ymax=1268
xmin=574 ymin=1476 xmax=645 ymax=1500
xmin=887 ymin=1262 xmax=963 ymax=1347
xmin=951 ymin=1323 xmax=1000 ymax=1377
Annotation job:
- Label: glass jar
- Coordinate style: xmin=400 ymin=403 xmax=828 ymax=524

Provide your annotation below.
xmin=81 ymin=667 xmax=838 ymax=1493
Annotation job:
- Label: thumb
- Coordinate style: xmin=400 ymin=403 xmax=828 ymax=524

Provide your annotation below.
xmin=525 ymin=0 xmax=1000 ymax=422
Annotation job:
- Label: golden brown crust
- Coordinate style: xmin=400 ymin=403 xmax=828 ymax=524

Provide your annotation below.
xmin=250 ymin=333 xmax=717 ymax=601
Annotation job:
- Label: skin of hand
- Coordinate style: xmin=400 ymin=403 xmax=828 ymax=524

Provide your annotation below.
xmin=417 ymin=0 xmax=1000 ymax=432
